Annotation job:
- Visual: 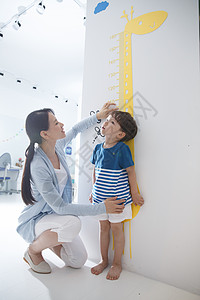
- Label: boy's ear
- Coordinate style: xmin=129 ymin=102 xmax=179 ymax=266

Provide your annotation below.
xmin=118 ymin=131 xmax=126 ymax=140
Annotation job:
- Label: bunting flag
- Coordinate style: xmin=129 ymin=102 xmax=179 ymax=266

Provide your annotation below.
xmin=0 ymin=128 xmax=24 ymax=143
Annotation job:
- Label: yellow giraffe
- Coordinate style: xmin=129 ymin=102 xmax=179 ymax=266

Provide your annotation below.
xmin=112 ymin=7 xmax=168 ymax=258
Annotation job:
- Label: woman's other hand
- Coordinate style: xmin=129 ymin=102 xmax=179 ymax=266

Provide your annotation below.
xmin=104 ymin=197 xmax=125 ymax=214
xmin=89 ymin=193 xmax=93 ymax=203
xmin=96 ymin=102 xmax=118 ymax=120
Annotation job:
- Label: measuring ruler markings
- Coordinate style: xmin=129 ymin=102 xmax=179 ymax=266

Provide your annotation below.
xmin=109 ymin=30 xmax=136 ymax=184
xmin=109 ymin=31 xmax=135 ymax=157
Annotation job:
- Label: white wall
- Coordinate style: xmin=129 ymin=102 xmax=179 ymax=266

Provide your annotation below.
xmin=78 ymin=0 xmax=200 ymax=295
xmin=0 ymin=80 xmax=79 ymax=167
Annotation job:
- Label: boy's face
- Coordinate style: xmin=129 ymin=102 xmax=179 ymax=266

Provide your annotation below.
xmin=101 ymin=115 xmax=125 ymax=140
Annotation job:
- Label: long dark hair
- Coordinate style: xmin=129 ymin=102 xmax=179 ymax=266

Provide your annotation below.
xmin=21 ymin=108 xmax=54 ymax=205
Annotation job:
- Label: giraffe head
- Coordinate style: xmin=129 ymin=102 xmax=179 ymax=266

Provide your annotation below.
xmin=121 ymin=9 xmax=168 ymax=35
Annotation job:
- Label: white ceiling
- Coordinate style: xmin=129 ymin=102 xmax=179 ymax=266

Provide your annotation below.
xmin=0 ymin=0 xmax=86 ymax=106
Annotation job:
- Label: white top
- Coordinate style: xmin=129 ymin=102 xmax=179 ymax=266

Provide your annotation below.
xmin=54 ymin=162 xmax=68 ymax=196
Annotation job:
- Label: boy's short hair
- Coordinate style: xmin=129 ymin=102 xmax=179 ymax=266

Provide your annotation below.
xmin=111 ymin=110 xmax=138 ymax=142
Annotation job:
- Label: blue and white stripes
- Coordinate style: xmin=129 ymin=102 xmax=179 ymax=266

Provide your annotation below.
xmin=92 ymin=167 xmax=132 ymax=206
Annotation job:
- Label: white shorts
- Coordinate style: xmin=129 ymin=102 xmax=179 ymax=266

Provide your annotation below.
xmin=94 ymin=204 xmax=132 ymax=223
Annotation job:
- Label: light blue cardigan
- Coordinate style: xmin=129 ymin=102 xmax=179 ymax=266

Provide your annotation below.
xmin=17 ymin=114 xmax=106 ymax=243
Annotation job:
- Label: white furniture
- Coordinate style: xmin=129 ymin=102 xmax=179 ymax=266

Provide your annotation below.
xmin=0 ymin=153 xmax=21 ymax=194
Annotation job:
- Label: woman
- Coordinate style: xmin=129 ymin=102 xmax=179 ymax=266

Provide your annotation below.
xmin=17 ymin=102 xmax=124 ymax=274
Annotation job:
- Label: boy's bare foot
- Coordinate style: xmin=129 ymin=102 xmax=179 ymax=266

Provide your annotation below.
xmin=91 ymin=261 xmax=108 ymax=275
xmin=106 ymin=264 xmax=122 ymax=280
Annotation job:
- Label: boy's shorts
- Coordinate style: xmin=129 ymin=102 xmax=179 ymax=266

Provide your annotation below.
xmin=94 ymin=204 xmax=132 ymax=223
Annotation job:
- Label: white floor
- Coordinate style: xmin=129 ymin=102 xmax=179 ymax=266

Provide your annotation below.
xmin=0 ymin=193 xmax=199 ymax=300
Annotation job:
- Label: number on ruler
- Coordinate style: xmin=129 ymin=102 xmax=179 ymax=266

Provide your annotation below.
xmin=109 ymin=59 xmax=119 ymax=64
xmin=108 ymin=85 xmax=119 ymax=91
xmin=109 ymin=46 xmax=119 ymax=52
xmin=108 ymin=72 xmax=119 ymax=78
xmin=110 ymin=33 xmax=119 ymax=39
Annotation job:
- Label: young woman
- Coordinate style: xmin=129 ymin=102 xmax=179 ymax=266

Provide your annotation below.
xmin=17 ymin=102 xmax=124 ymax=274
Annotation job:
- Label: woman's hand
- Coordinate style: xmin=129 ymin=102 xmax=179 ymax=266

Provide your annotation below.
xmin=96 ymin=102 xmax=118 ymax=120
xmin=104 ymin=197 xmax=125 ymax=214
xmin=89 ymin=193 xmax=93 ymax=203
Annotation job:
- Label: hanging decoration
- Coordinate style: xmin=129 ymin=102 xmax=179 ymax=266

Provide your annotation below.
xmin=0 ymin=0 xmax=86 ymax=37
xmin=0 ymin=68 xmax=78 ymax=106
xmin=0 ymin=0 xmax=64 ymax=36
xmin=0 ymin=128 xmax=24 ymax=143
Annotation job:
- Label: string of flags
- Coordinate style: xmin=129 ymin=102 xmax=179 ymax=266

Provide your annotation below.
xmin=0 ymin=128 xmax=24 ymax=143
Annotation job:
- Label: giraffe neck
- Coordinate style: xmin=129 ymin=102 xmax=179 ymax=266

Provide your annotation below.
xmin=123 ymin=32 xmax=135 ymax=160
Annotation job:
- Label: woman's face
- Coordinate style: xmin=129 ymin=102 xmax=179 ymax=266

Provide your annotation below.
xmin=44 ymin=112 xmax=66 ymax=142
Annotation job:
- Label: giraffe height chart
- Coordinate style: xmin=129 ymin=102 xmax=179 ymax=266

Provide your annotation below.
xmin=108 ymin=7 xmax=168 ymax=257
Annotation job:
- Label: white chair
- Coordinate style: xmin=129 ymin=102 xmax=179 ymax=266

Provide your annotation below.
xmin=0 ymin=153 xmax=11 ymax=194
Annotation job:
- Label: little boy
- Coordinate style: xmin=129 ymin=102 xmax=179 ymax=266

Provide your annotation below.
xmin=89 ymin=110 xmax=144 ymax=280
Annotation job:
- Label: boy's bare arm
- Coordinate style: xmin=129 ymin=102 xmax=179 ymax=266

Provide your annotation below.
xmin=92 ymin=165 xmax=96 ymax=184
xmin=89 ymin=166 xmax=96 ymax=203
xmin=126 ymin=166 xmax=144 ymax=206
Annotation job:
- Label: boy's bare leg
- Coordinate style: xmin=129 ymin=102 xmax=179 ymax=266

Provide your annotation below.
xmin=106 ymin=222 xmax=124 ymax=280
xmin=91 ymin=220 xmax=110 ymax=275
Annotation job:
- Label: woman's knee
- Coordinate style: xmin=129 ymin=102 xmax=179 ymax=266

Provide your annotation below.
xmin=60 ymin=238 xmax=88 ymax=268
xmin=70 ymin=248 xmax=88 ymax=268
xmin=55 ymin=216 xmax=81 ymax=242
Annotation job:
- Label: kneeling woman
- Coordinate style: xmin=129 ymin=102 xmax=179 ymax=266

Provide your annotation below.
xmin=17 ymin=103 xmax=124 ymax=274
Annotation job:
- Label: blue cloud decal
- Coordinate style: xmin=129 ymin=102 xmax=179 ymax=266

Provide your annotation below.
xmin=94 ymin=1 xmax=109 ymax=14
